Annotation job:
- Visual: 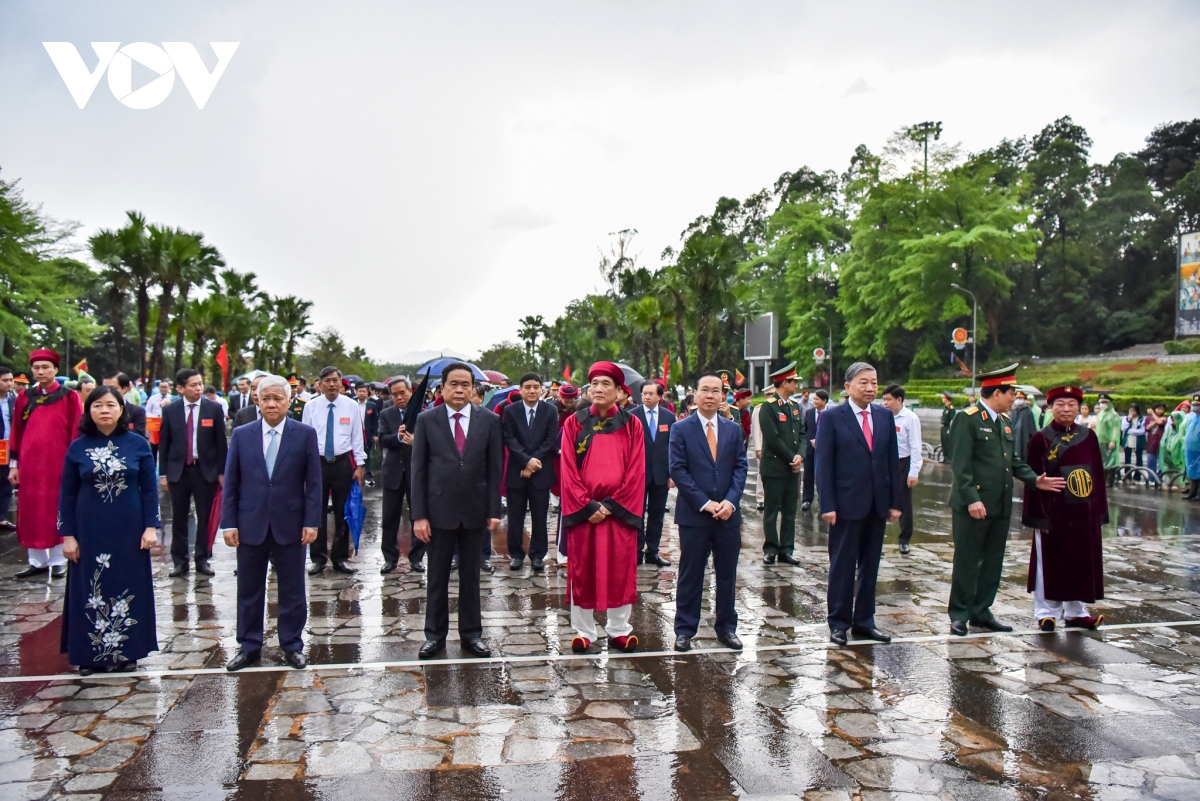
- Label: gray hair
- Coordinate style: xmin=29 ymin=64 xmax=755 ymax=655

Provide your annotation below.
xmin=256 ymin=374 xmax=290 ymax=399
xmin=844 ymin=362 xmax=876 ymax=383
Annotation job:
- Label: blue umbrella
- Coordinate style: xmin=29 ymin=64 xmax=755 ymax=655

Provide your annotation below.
xmin=485 ymin=386 xmax=521 ymax=411
xmin=416 ymin=358 xmax=487 ymax=382
xmin=344 ymin=482 xmax=366 ymax=551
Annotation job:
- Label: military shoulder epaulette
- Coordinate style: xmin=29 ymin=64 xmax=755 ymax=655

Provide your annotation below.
xmin=964 ymin=406 xmax=979 ymax=416
xmin=1000 ymin=412 xmax=1009 ymax=420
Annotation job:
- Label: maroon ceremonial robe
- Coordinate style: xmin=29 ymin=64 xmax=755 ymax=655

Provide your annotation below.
xmin=559 ymin=405 xmax=645 ymax=611
xmin=10 ymin=382 xmax=82 ymax=549
xmin=1022 ymin=422 xmax=1107 ymax=603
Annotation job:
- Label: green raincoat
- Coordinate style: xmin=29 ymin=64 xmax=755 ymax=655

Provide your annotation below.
xmin=1094 ymin=404 xmax=1123 ymax=470
xmin=1160 ymin=411 xmax=1187 ymax=474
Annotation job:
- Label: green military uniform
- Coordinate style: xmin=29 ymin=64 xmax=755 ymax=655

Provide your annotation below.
xmin=939 ymin=392 xmax=956 ymax=459
xmin=947 ymin=365 xmax=1040 ymax=628
xmin=286 ymin=374 xmax=306 ymax=421
xmin=758 ymin=362 xmax=806 ymax=561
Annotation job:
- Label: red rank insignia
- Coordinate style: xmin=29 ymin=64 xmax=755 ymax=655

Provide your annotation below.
xmin=1005 ymin=426 xmax=1012 ymax=434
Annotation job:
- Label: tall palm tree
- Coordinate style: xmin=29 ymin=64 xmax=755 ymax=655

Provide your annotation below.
xmin=146 ymin=226 xmax=202 ymax=380
xmin=89 ymin=212 xmax=154 ymax=377
xmin=517 ymin=314 xmax=547 ymax=366
xmin=172 ymin=236 xmax=223 ymax=375
xmin=273 ymin=295 xmax=313 ymax=372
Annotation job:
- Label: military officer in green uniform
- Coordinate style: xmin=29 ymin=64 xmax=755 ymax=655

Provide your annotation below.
xmin=758 ymin=362 xmax=806 ymax=565
xmin=947 ymin=364 xmax=1064 ymax=636
xmin=939 ymin=391 xmax=956 ymax=460
xmin=286 ymin=373 xmax=307 ymax=421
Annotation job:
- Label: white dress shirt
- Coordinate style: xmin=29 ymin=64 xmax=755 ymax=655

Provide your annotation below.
xmin=846 ymin=398 xmax=873 ymax=440
xmin=145 ymin=391 xmax=171 ymax=418
xmin=892 ymin=405 xmax=923 ymax=478
xmin=523 ymin=400 xmax=538 ymax=425
xmin=182 ymin=400 xmax=202 ymax=460
xmin=302 ymin=393 xmax=367 ymax=463
xmin=446 ymin=400 xmax=472 ymax=438
xmin=751 ymin=403 xmax=763 ymax=450
xmin=261 ymin=417 xmax=286 ymax=457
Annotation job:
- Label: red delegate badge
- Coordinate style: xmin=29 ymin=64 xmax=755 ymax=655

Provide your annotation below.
xmin=658 ymin=424 xmax=669 ymax=432
xmin=1005 ymin=426 xmax=1012 ymax=434
xmin=778 ymin=413 xmax=787 ymax=422
xmin=339 ymin=417 xmax=351 ymax=425
xmin=201 ymin=419 xmax=214 ymax=427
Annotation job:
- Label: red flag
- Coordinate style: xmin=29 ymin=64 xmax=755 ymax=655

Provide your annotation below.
xmin=563 ymin=364 xmax=571 ymax=381
xmin=954 ymin=355 xmax=971 ymax=377
xmin=72 ymin=357 xmax=88 ymax=377
xmin=734 ymin=368 xmax=745 ymax=387
xmin=215 ymin=343 xmax=229 ymax=391
xmin=661 ymin=351 xmax=670 ymax=386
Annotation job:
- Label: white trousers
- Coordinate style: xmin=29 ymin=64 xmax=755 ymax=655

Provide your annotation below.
xmin=1033 ymin=531 xmax=1088 ymax=621
xmin=28 ymin=545 xmax=66 ymax=568
xmin=571 ymin=602 xmax=632 ymax=641
xmin=755 ymin=470 xmax=764 ymax=503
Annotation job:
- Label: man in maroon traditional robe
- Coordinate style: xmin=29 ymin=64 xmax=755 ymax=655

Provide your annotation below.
xmin=1021 ymin=385 xmax=1107 ymax=631
xmin=559 ymin=362 xmax=645 ymax=653
xmin=9 ymin=349 xmax=81 ymax=578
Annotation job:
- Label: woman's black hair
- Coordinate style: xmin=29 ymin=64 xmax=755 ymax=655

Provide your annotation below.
xmin=80 ymin=385 xmax=129 ymax=437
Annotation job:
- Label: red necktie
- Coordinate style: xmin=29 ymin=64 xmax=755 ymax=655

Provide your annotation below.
xmin=861 ymin=410 xmax=873 ymax=452
xmin=453 ymin=413 xmax=466 ymax=454
xmin=186 ymin=404 xmax=196 ymax=464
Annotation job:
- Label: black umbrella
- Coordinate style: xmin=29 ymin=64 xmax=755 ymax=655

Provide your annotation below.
xmin=403 ymin=369 xmax=432 ymax=431
xmin=615 ymin=363 xmax=645 ymax=393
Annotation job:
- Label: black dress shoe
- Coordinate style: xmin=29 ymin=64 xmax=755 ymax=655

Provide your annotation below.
xmin=950 ymin=621 xmax=969 ymax=636
xmin=851 ymin=626 xmax=892 ymax=643
xmin=970 ymin=617 xmax=1013 ymax=633
xmin=462 ymin=638 xmax=491 ymax=657
xmin=531 ymin=557 xmax=544 ymax=572
xmin=480 ymin=562 xmax=495 ymax=575
xmin=168 ymin=563 xmax=189 ymax=578
xmin=409 ymin=560 xmax=425 ymax=573
xmin=778 ymin=553 xmax=800 ymax=566
xmin=380 ymin=562 xmax=397 ymax=575
xmin=756 ymin=503 xmax=765 ymax=512
xmin=50 ymin=565 xmax=67 ymax=578
xmin=898 ymin=543 xmax=910 ymax=555
xmin=509 ymin=557 xmax=524 ymax=571
xmin=763 ymin=554 xmax=776 ymax=565
xmin=674 ymin=635 xmax=691 ymax=652
xmin=282 ymin=650 xmax=307 ymax=669
xmin=418 ymin=639 xmax=445 ymax=659
xmin=0 ymin=520 xmax=16 ymax=531
xmin=637 ymin=554 xmax=645 ymax=565
xmin=646 ymin=553 xmax=671 ymax=567
xmin=331 ymin=560 xmax=355 ymax=574
xmin=829 ymin=629 xmax=848 ymax=646
xmin=225 ymin=650 xmax=261 ymax=672
xmin=801 ymin=502 xmax=812 ymax=512
xmin=717 ymin=631 xmax=743 ymax=650
xmin=195 ymin=560 xmax=215 ymax=576
xmin=307 ymin=562 xmax=325 ymax=576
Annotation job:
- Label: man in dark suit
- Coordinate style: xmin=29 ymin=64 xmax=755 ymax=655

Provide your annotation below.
xmin=632 ymin=380 xmax=675 ymax=568
xmin=103 ymin=372 xmax=146 ymax=438
xmin=232 ymin=376 xmax=265 ymax=429
xmin=669 ymin=372 xmax=749 ymax=652
xmin=411 ymin=362 xmax=503 ymax=660
xmin=220 ymin=374 xmax=322 ymax=671
xmin=0 ymin=365 xmax=15 ymax=531
xmin=227 ymin=376 xmax=250 ymax=417
xmin=815 ymin=362 xmax=903 ymax=646
xmin=378 ymin=376 xmax=423 ymax=574
xmin=159 ymin=368 xmax=228 ymax=577
xmin=801 ymin=389 xmax=829 ymax=511
xmin=501 ymin=372 xmax=559 ymax=571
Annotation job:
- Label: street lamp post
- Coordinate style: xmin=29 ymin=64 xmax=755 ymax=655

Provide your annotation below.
xmin=950 ymin=283 xmax=977 ymax=393
xmin=812 ymin=316 xmax=833 ymax=389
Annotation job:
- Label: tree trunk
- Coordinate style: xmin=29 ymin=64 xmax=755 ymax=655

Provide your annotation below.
xmin=136 ymin=281 xmax=151 ymax=380
xmin=696 ymin=314 xmax=710 ymax=373
xmin=172 ymin=285 xmax=192 ymax=376
xmin=149 ymin=282 xmax=175 ymax=381
xmin=285 ymin=338 xmax=295 ymax=373
xmin=672 ymin=294 xmax=689 ymax=383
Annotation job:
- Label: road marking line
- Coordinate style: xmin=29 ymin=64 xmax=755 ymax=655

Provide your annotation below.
xmin=2 ymin=620 xmax=1197 ymax=685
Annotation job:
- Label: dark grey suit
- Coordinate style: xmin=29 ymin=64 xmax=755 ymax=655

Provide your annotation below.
xmin=501 ymin=399 xmax=558 ymax=561
xmin=378 ymin=403 xmax=422 ymax=566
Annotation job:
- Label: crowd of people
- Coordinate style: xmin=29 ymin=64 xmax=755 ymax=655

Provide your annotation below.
xmin=3 ymin=346 xmax=1200 ymax=675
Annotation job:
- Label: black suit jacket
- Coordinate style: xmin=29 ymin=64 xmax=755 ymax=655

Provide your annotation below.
xmin=803 ymin=406 xmax=822 ymax=459
xmin=228 ymin=392 xmax=243 ymax=416
xmin=377 ymin=404 xmax=414 ymax=491
xmin=158 ymin=397 xmax=228 ymax=483
xmin=411 ymin=405 xmax=503 ymax=529
xmin=363 ymin=397 xmax=381 ymax=442
xmin=814 ymin=402 xmax=903 ymax=522
xmin=232 ymin=404 xmax=261 ymax=430
xmin=125 ymin=403 xmax=147 ymax=439
xmin=632 ymin=404 xmax=675 ymax=487
xmin=501 ymin=400 xmax=559 ymax=489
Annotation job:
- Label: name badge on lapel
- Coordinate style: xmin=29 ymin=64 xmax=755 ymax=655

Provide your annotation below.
xmin=339 ymin=417 xmax=351 ymax=425
xmin=659 ymin=424 xmax=669 ymax=432
xmin=201 ymin=419 xmax=214 ymax=428
xmin=778 ymin=413 xmax=787 ymax=422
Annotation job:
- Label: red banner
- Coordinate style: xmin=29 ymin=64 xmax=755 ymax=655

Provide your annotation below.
xmin=215 ymin=343 xmax=229 ymax=391
xmin=661 ymin=350 xmax=670 ymax=386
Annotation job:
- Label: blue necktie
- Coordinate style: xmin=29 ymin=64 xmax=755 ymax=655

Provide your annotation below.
xmin=648 ymin=408 xmax=656 ymax=441
xmin=325 ymin=402 xmax=335 ymax=458
xmin=265 ymin=429 xmax=279 ymax=478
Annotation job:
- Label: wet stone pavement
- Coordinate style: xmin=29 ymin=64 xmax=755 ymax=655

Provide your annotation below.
xmin=3 ymin=457 xmax=1200 ymax=799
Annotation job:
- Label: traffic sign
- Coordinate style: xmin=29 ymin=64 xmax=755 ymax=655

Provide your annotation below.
xmin=813 ymin=347 xmax=825 ymax=364
xmin=952 ymin=327 xmax=969 ymax=346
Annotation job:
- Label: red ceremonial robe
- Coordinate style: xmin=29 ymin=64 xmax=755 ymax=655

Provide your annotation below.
xmin=1022 ymin=422 xmax=1107 ymax=603
xmin=559 ymin=404 xmax=645 ymax=611
xmin=10 ymin=382 xmax=82 ymax=549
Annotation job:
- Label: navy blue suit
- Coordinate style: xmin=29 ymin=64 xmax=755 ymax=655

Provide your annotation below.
xmin=669 ymin=412 xmax=749 ymax=638
xmin=632 ymin=403 xmax=675 ymax=559
xmin=221 ymin=418 xmax=323 ymax=654
xmin=814 ymin=401 xmax=903 ymax=632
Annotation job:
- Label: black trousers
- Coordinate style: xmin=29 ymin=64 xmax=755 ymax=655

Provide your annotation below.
xmin=425 ymin=526 xmax=485 ymax=642
xmin=674 ymin=522 xmax=740 ymax=638
xmin=310 ymin=456 xmax=353 ymax=565
xmin=380 ymin=478 xmax=425 ymax=566
xmin=169 ymin=464 xmax=217 ymax=565
xmin=236 ymin=533 xmax=307 ymax=653
xmin=638 ymin=482 xmax=670 ymax=558
xmin=826 ymin=510 xmax=886 ymax=632
xmin=897 ymin=456 xmax=914 ymax=545
xmin=0 ymin=465 xmax=12 ymax=522
xmin=802 ymin=448 xmax=816 ymax=505
xmin=506 ymin=482 xmax=550 ymax=560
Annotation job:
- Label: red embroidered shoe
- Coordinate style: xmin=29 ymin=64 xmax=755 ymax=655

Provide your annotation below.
xmin=611 ymin=635 xmax=638 ymax=653
xmin=571 ymin=637 xmax=591 ymax=654
xmin=1065 ymin=615 xmax=1103 ymax=630
xmin=1039 ymin=618 xmax=1056 ymax=632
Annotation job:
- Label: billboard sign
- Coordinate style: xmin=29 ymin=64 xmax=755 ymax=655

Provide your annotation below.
xmin=1179 ymin=232 xmax=1200 ymax=336
xmin=743 ymin=313 xmax=776 ymax=360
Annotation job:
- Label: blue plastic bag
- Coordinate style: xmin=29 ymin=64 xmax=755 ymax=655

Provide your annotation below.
xmin=344 ymin=481 xmax=366 ymax=551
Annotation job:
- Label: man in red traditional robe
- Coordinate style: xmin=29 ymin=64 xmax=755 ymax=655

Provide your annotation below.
xmin=559 ymin=362 xmax=645 ymax=653
xmin=1022 ymin=385 xmax=1107 ymax=631
xmin=9 ymin=349 xmax=81 ymax=578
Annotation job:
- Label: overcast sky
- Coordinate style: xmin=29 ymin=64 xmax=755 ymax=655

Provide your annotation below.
xmin=2 ymin=1 xmax=1197 ymax=362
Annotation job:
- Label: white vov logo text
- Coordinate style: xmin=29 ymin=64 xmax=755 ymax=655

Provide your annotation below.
xmin=43 ymin=42 xmax=239 ymax=109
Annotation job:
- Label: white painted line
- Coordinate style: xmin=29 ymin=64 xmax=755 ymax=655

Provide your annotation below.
xmin=2 ymin=620 xmax=1197 ymax=685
